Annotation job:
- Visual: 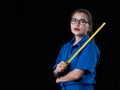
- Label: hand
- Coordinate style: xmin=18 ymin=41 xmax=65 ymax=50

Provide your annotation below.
xmin=56 ymin=77 xmax=62 ymax=84
xmin=56 ymin=61 xmax=68 ymax=73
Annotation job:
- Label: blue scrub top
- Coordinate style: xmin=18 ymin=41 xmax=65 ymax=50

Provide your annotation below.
xmin=53 ymin=34 xmax=100 ymax=86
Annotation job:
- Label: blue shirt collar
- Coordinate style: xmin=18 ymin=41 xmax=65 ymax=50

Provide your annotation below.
xmin=69 ymin=34 xmax=90 ymax=47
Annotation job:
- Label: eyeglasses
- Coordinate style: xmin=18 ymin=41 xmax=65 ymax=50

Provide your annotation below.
xmin=71 ymin=18 xmax=89 ymax=25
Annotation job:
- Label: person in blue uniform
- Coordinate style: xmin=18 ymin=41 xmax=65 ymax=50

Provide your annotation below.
xmin=53 ymin=8 xmax=100 ymax=90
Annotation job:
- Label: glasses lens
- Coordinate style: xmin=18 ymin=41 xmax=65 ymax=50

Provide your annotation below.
xmin=71 ymin=18 xmax=77 ymax=24
xmin=71 ymin=18 xmax=89 ymax=25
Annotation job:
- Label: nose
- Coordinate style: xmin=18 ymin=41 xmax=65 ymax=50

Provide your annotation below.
xmin=76 ymin=20 xmax=81 ymax=26
xmin=76 ymin=22 xmax=81 ymax=26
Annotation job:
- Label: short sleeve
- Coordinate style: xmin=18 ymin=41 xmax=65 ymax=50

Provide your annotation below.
xmin=75 ymin=42 xmax=100 ymax=73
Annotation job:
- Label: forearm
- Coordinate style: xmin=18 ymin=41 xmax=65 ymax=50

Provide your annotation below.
xmin=56 ymin=69 xmax=85 ymax=83
xmin=56 ymin=72 xmax=75 ymax=83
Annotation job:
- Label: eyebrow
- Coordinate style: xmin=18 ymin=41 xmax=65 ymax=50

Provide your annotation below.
xmin=72 ymin=18 xmax=89 ymax=22
xmin=72 ymin=18 xmax=88 ymax=20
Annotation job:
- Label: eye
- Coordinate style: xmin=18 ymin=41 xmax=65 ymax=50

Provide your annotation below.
xmin=80 ymin=19 xmax=88 ymax=23
xmin=72 ymin=18 xmax=77 ymax=22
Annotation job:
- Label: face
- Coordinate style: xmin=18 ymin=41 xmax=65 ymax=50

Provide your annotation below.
xmin=70 ymin=12 xmax=90 ymax=37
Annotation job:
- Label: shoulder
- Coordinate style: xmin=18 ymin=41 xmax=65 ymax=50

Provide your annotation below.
xmin=89 ymin=41 xmax=100 ymax=54
xmin=61 ymin=37 xmax=74 ymax=48
xmin=86 ymin=41 xmax=100 ymax=51
xmin=61 ymin=41 xmax=71 ymax=49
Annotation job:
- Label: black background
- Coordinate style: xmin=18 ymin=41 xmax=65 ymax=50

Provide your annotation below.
xmin=1 ymin=0 xmax=120 ymax=90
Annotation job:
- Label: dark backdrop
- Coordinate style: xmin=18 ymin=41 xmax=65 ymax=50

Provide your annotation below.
xmin=1 ymin=0 xmax=120 ymax=90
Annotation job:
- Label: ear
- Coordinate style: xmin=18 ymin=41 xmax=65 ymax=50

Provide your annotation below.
xmin=87 ymin=26 xmax=91 ymax=34
xmin=89 ymin=25 xmax=92 ymax=30
xmin=87 ymin=28 xmax=90 ymax=33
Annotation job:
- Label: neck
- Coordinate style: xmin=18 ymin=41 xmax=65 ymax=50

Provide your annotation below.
xmin=73 ymin=36 xmax=83 ymax=46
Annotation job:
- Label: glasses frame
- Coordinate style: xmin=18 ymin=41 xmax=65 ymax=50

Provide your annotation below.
xmin=71 ymin=18 xmax=89 ymax=25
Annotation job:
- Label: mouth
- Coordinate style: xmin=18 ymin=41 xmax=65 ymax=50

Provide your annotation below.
xmin=74 ymin=28 xmax=80 ymax=31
